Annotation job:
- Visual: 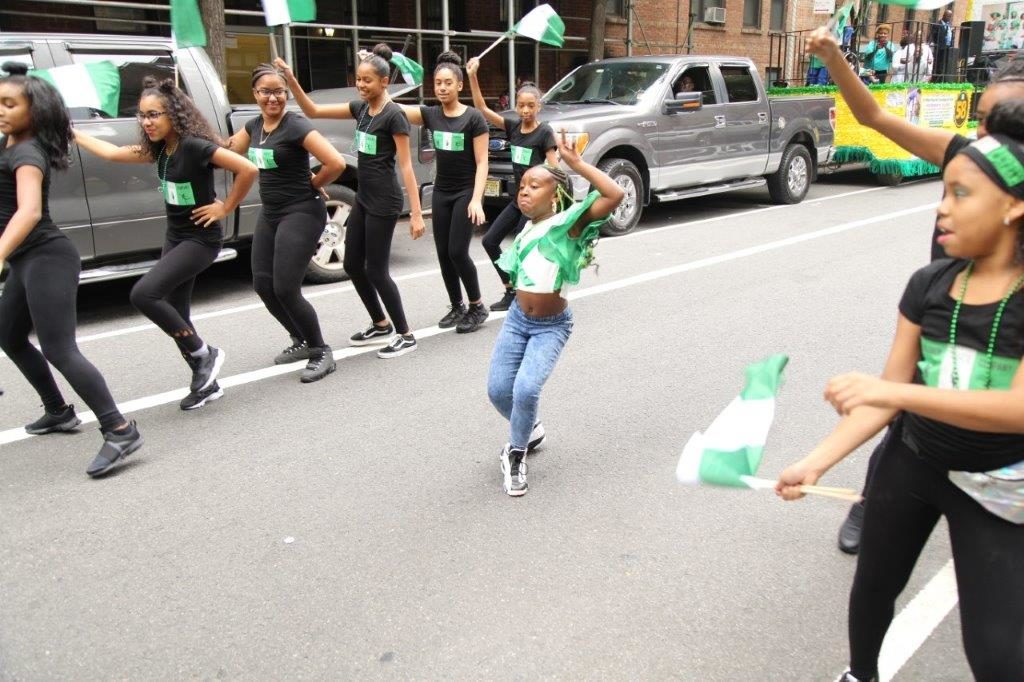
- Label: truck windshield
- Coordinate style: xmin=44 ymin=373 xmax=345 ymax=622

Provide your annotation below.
xmin=543 ymin=62 xmax=670 ymax=106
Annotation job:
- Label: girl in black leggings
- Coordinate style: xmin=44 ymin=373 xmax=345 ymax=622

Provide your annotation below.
xmin=0 ymin=63 xmax=142 ymax=477
xmin=465 ymin=56 xmax=557 ymax=312
xmin=225 ymin=64 xmax=345 ymax=380
xmin=75 ymin=79 xmax=257 ymax=410
xmin=279 ymin=44 xmax=426 ymax=359
xmin=403 ymin=51 xmax=490 ymax=334
xmin=776 ymin=100 xmax=1024 ymax=682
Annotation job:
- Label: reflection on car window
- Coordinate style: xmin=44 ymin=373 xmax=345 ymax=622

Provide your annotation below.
xmin=69 ymin=52 xmax=182 ymax=119
xmin=544 ymin=62 xmax=670 ymax=106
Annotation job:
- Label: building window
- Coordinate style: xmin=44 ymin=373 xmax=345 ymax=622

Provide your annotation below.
xmin=607 ymin=0 xmax=627 ymax=17
xmin=769 ymin=0 xmax=785 ymax=31
xmin=743 ymin=0 xmax=761 ymax=28
xmin=876 ymin=3 xmax=889 ymax=24
xmin=697 ymin=0 xmax=725 ymax=23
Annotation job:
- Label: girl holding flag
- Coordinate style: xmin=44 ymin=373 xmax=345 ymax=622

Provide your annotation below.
xmin=487 ymin=131 xmax=623 ymax=496
xmin=74 ymin=78 xmax=258 ymax=410
xmin=276 ymin=45 xmax=426 ymax=358
xmin=0 ymin=63 xmax=142 ymax=477
xmin=465 ymin=55 xmax=558 ymax=313
xmin=223 ymin=63 xmax=345 ymax=380
xmin=776 ymin=100 xmax=1024 ymax=681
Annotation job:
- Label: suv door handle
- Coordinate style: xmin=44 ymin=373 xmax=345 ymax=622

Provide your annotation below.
xmin=758 ymin=112 xmax=768 ymax=124
xmin=714 ymin=115 xmax=726 ymax=128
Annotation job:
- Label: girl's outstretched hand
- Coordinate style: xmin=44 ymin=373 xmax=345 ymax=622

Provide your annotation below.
xmin=273 ymin=57 xmax=295 ymax=81
xmin=774 ymin=460 xmax=822 ymax=501
xmin=805 ymin=26 xmax=843 ymax=63
xmin=466 ymin=57 xmax=480 ymax=77
xmin=825 ymin=372 xmax=894 ymax=415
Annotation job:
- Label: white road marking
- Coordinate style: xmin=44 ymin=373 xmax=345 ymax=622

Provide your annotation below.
xmin=0 ymin=184 xmax=900 ymax=358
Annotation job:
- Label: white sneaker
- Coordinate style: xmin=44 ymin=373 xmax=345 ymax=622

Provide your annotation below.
xmin=377 ymin=334 xmax=417 ymax=359
xmin=527 ymin=421 xmax=545 ymax=453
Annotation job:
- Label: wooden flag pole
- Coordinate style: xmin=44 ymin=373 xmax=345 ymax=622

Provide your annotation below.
xmin=268 ymin=27 xmax=281 ymax=63
xmin=477 ymin=32 xmax=510 ymax=60
xmin=742 ymin=476 xmax=863 ymax=502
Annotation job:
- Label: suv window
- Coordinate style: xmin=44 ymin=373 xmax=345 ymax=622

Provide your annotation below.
xmin=673 ymin=66 xmax=718 ymax=105
xmin=69 ymin=51 xmax=183 ymax=119
xmin=720 ymin=65 xmax=759 ymax=103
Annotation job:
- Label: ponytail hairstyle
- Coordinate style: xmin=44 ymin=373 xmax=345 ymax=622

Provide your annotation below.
xmin=0 ymin=61 xmax=72 ymax=170
xmin=250 ymin=62 xmax=286 ymax=89
xmin=516 ymin=80 xmax=542 ymax=102
xmin=434 ymin=50 xmax=464 ymax=82
xmin=136 ymin=76 xmax=222 ymax=158
xmin=360 ymin=43 xmax=393 ymax=80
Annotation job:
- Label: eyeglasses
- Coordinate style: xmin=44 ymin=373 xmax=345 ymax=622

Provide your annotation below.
xmin=256 ymin=88 xmax=287 ymax=99
xmin=135 ymin=110 xmax=167 ymax=123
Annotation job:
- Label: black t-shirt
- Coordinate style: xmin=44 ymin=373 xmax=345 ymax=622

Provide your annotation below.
xmin=156 ymin=136 xmax=222 ymax=245
xmin=350 ymin=100 xmax=409 ymax=216
xmin=244 ymin=111 xmax=318 ymax=211
xmin=419 ymin=105 xmax=488 ymax=193
xmin=0 ymin=138 xmax=64 ymax=259
xmin=501 ymin=114 xmax=556 ymax=189
xmin=899 ymin=258 xmax=1024 ymax=471
xmin=930 ymin=134 xmax=972 ymax=262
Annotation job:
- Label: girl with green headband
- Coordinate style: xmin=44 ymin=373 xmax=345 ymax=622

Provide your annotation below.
xmin=776 ymin=99 xmax=1024 ymax=682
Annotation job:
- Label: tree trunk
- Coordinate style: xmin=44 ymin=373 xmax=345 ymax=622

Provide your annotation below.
xmin=200 ymin=0 xmax=226 ymax=81
xmin=589 ymin=0 xmax=607 ymax=62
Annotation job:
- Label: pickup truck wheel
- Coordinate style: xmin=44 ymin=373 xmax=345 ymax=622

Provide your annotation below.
xmin=767 ymin=144 xmax=812 ymax=205
xmin=597 ymin=158 xmax=643 ymax=236
xmin=305 ymin=187 xmax=353 ymax=284
xmin=875 ymin=172 xmax=904 ymax=186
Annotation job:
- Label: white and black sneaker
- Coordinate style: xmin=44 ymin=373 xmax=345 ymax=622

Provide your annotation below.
xmin=438 ymin=303 xmax=466 ymax=329
xmin=350 ymin=323 xmax=394 ymax=346
xmin=86 ymin=421 xmax=143 ymax=478
xmin=527 ymin=421 xmax=545 ymax=453
xmin=835 ymin=671 xmax=875 ymax=682
xmin=189 ymin=346 xmax=225 ymax=393
xmin=274 ymin=338 xmax=312 ymax=365
xmin=500 ymin=444 xmax=528 ymax=497
xmin=179 ymin=382 xmax=224 ymax=411
xmin=377 ymin=334 xmax=417 ymax=359
xmin=301 ymin=346 xmax=337 ymax=383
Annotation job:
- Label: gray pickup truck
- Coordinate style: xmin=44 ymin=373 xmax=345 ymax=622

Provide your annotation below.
xmin=0 ymin=33 xmax=435 ymax=284
xmin=485 ymin=56 xmax=835 ymax=235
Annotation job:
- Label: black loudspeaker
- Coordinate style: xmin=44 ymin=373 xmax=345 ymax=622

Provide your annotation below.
xmin=959 ymin=21 xmax=986 ymax=60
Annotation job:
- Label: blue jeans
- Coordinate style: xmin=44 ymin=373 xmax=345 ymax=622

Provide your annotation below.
xmin=487 ymin=299 xmax=574 ymax=449
xmin=806 ymin=65 xmax=830 ymax=85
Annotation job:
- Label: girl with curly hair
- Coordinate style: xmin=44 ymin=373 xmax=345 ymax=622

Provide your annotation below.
xmin=0 ymin=62 xmax=142 ymax=477
xmin=74 ymin=77 xmax=257 ymax=410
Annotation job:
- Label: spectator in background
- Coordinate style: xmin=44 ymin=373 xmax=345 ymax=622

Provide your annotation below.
xmin=861 ymin=24 xmax=896 ymax=83
xmin=892 ymin=29 xmax=934 ymax=83
xmin=806 ymin=54 xmax=831 ymax=85
xmin=930 ymin=9 xmax=955 ymax=82
xmin=497 ymin=93 xmax=510 ymax=111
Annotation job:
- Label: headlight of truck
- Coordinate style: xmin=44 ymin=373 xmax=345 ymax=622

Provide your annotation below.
xmin=557 ymin=130 xmax=590 ymax=157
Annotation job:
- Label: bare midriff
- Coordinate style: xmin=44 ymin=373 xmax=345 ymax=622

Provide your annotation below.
xmin=515 ymin=289 xmax=567 ymax=318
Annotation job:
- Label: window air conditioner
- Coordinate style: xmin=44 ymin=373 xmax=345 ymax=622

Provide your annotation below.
xmin=704 ymin=6 xmax=726 ymax=23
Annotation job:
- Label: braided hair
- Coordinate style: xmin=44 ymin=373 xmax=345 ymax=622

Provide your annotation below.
xmin=0 ymin=62 xmax=72 ymax=170
xmin=538 ymin=163 xmax=599 ymax=271
xmin=136 ymin=77 xmax=222 ymax=159
xmin=250 ymin=62 xmax=286 ymax=89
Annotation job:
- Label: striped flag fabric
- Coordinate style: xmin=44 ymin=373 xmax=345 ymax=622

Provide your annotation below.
xmin=171 ymin=0 xmax=206 ymax=49
xmin=831 ymin=2 xmax=855 ymax=41
xmin=390 ymin=52 xmax=424 ymax=86
xmin=33 ymin=62 xmax=121 ymax=118
xmin=262 ymin=0 xmax=316 ymax=26
xmin=871 ymin=0 xmax=953 ymax=9
xmin=676 ymin=354 xmax=789 ymax=488
xmin=512 ymin=4 xmax=566 ymax=48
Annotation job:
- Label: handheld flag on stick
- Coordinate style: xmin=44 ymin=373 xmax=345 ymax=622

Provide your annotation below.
xmin=32 ymin=62 xmax=121 ymax=118
xmin=390 ymin=52 xmax=424 ymax=86
xmin=478 ymin=4 xmax=566 ymax=59
xmin=828 ymin=1 xmax=855 ymax=40
xmin=170 ymin=0 xmax=207 ymax=49
xmin=262 ymin=0 xmax=316 ymax=26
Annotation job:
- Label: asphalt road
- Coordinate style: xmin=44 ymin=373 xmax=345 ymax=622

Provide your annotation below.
xmin=0 ymin=171 xmax=973 ymax=680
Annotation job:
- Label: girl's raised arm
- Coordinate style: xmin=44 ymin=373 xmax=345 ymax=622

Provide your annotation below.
xmin=466 ymin=58 xmax=507 ymax=129
xmin=555 ymin=130 xmax=624 ymax=231
xmin=74 ymin=129 xmax=152 ymax=163
xmin=274 ymin=58 xmax=353 ymax=120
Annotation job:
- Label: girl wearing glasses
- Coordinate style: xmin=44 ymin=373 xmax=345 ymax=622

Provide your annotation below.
xmin=223 ymin=64 xmax=345 ymax=380
xmin=277 ymin=44 xmax=426 ymax=359
xmin=74 ymin=77 xmax=257 ymax=410
xmin=0 ymin=63 xmax=142 ymax=477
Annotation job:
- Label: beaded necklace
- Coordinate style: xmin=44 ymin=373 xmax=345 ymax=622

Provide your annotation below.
xmin=156 ymin=140 xmax=178 ymax=197
xmin=949 ymin=261 xmax=1024 ymax=389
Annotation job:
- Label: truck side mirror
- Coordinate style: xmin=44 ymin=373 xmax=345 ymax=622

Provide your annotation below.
xmin=664 ymin=91 xmax=702 ymax=114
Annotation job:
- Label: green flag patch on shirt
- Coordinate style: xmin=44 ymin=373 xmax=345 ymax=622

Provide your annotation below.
xmin=510 ymin=145 xmax=533 ymax=166
xmin=162 ymin=180 xmax=197 ymax=206
xmin=355 ymin=130 xmax=378 ymax=155
xmin=247 ymin=147 xmax=278 ymax=169
xmin=433 ymin=130 xmax=465 ymax=151
xmin=918 ymin=337 xmax=1020 ymax=390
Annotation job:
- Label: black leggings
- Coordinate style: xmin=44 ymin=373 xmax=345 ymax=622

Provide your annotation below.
xmin=129 ymin=236 xmax=219 ymax=354
xmin=252 ymin=201 xmax=326 ymax=347
xmin=431 ymin=188 xmax=481 ymax=304
xmin=849 ymin=420 xmax=1024 ymax=681
xmin=0 ymin=238 xmax=125 ymax=432
xmin=344 ymin=201 xmax=409 ymax=334
xmin=482 ymin=200 xmax=528 ymax=287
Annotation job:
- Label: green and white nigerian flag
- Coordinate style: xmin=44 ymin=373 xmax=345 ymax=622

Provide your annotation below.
xmin=676 ymin=354 xmax=789 ymax=488
xmin=390 ymin=52 xmax=424 ymax=86
xmin=262 ymin=0 xmax=316 ymax=26
xmin=33 ymin=62 xmax=121 ymax=119
xmin=831 ymin=2 xmax=855 ymax=41
xmin=513 ymin=4 xmax=566 ymax=48
xmin=171 ymin=0 xmax=206 ymax=49
xmin=871 ymin=0 xmax=952 ymax=9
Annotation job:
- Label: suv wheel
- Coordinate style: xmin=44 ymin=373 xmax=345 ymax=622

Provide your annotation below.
xmin=305 ymin=186 xmax=354 ymax=284
xmin=597 ymin=158 xmax=644 ymax=236
xmin=767 ymin=143 xmax=812 ymax=204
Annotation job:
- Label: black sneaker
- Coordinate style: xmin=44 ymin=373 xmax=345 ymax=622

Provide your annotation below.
xmin=350 ymin=323 xmax=394 ymax=346
xmin=86 ymin=421 xmax=143 ymax=478
xmin=25 ymin=404 xmax=81 ymax=435
xmin=527 ymin=421 xmax=545 ymax=453
xmin=301 ymin=346 xmax=337 ymax=383
xmin=835 ymin=670 xmax=876 ymax=682
xmin=274 ymin=338 xmax=312 ymax=365
xmin=500 ymin=444 xmax=528 ymax=496
xmin=456 ymin=303 xmax=489 ymax=334
xmin=838 ymin=501 xmax=865 ymax=555
xmin=189 ymin=346 xmax=225 ymax=393
xmin=438 ymin=303 xmax=466 ymax=329
xmin=179 ymin=382 xmax=224 ymax=411
xmin=377 ymin=334 xmax=418 ymax=359
xmin=489 ymin=289 xmax=516 ymax=312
